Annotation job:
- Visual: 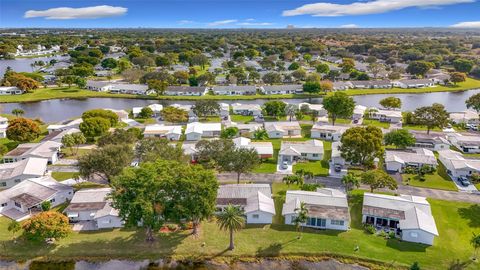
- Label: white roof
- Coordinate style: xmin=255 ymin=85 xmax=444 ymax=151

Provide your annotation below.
xmin=70 ymin=188 xmax=111 ymax=204
xmin=438 ymin=149 xmax=480 ymax=171
xmin=148 ymin=104 xmax=163 ymax=112
xmin=185 ymin=122 xmax=221 ymax=134
xmin=385 ymin=148 xmax=437 ymax=166
xmin=0 ymin=157 xmax=48 ymax=181
xmin=279 ymin=140 xmax=323 ymax=156
xmin=362 ymin=192 xmax=437 ymax=235
xmin=233 ymin=137 xmax=273 ymax=155
xmin=0 ymin=176 xmax=72 ymax=205
xmin=217 ymin=184 xmax=271 ymax=199
xmin=244 ymin=191 xmax=276 ymax=215
xmin=264 ymin=121 xmax=301 ymax=133
xmin=5 ymin=141 xmax=62 ymax=159
xmin=181 ymin=142 xmax=197 ymax=155
xmin=399 ymin=207 xmax=439 ymax=236
xmin=144 ymin=124 xmax=182 ymax=135
xmin=282 ymin=188 xmax=348 ymax=215
xmin=231 ymin=103 xmax=262 ymax=111
xmin=311 ymin=124 xmax=347 ymax=133
xmin=450 ymin=110 xmax=479 ymax=121
xmin=331 ymin=141 xmax=342 ymax=158
xmin=298 ymin=103 xmax=325 ymax=112
xmin=132 ymin=107 xmax=143 ymax=114
xmin=369 ymin=107 xmax=403 ymax=118
xmin=354 ymin=105 xmax=367 ymax=115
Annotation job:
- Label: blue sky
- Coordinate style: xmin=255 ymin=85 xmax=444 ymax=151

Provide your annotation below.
xmin=0 ymin=0 xmax=479 ymax=28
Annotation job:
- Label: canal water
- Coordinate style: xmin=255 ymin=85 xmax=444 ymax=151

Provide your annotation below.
xmin=0 ymin=55 xmax=70 ymax=76
xmin=0 ymin=259 xmax=369 ymax=270
xmin=1 ymin=89 xmax=479 ymax=123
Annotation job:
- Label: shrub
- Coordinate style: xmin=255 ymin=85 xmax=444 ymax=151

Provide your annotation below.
xmin=364 ymin=224 xmax=376 ymax=234
xmin=301 ymin=183 xmax=321 ymax=191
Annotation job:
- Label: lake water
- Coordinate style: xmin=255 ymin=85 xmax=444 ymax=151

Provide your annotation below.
xmin=0 ymin=259 xmax=369 ymax=270
xmin=1 ymin=89 xmax=479 ymax=123
xmin=0 ymin=55 xmax=70 ymax=76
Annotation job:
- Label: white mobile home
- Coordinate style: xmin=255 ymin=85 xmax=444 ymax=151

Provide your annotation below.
xmin=438 ymin=149 xmax=480 ymax=179
xmin=3 ymin=141 xmax=62 ymax=164
xmin=385 ymin=148 xmax=438 ymax=173
xmin=185 ymin=122 xmax=221 ymax=141
xmin=143 ymin=124 xmax=182 ymax=141
xmin=283 ymin=189 xmax=349 ymax=231
xmin=264 ymin=121 xmax=301 ymax=138
xmin=65 ymin=188 xmax=123 ymax=230
xmin=362 ymin=193 xmax=438 ymax=245
xmin=0 ymin=158 xmax=48 ymax=189
xmin=216 ymin=184 xmax=275 ymax=224
xmin=279 ymin=140 xmax=324 ymax=164
xmin=0 ymin=177 xmax=73 ymax=221
xmin=311 ymin=124 xmax=347 ymax=141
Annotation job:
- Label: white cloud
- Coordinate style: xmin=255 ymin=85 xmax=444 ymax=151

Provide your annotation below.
xmin=207 ymin=19 xmax=238 ymax=26
xmin=339 ymin=24 xmax=359 ymax=28
xmin=245 ymin=18 xmax=256 ymax=22
xmin=178 ymin=20 xmax=194 ymax=25
xmin=237 ymin=22 xmax=274 ymax=26
xmin=24 ymin=5 xmax=127 ymax=19
xmin=283 ymin=0 xmax=474 ymax=17
xmin=451 ymin=21 xmax=480 ymax=28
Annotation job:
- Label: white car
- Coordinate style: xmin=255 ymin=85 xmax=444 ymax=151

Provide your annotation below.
xmin=281 ymin=161 xmax=289 ymax=169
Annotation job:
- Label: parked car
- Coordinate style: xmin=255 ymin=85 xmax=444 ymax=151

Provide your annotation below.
xmin=281 ymin=161 xmax=289 ymax=169
xmin=459 ymin=176 xmax=471 ymax=187
xmin=334 ymin=164 xmax=342 ymax=172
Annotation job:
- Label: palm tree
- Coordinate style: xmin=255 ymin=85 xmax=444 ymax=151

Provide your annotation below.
xmin=342 ymin=173 xmax=360 ymax=194
xmin=471 ymin=232 xmax=480 ymax=260
xmin=293 ymin=202 xmax=309 ymax=239
xmin=253 ymin=128 xmax=269 ymax=140
xmin=216 ymin=205 xmax=245 ymax=250
xmin=11 ymin=108 xmax=25 ymax=117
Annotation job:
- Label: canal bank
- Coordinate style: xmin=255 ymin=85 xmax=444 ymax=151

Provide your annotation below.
xmin=1 ymin=89 xmax=480 ymax=123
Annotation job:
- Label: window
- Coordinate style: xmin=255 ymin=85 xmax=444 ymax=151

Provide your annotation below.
xmin=14 ymin=202 xmax=21 ymax=208
xmin=312 ymin=154 xmax=319 ymax=157
xmin=290 ymin=216 xmax=296 ymax=224
xmin=50 ymin=198 xmax=56 ymax=203
xmin=331 ymin=220 xmax=345 ymax=226
xmin=0 ymin=182 xmax=6 ymax=187
xmin=14 ymin=179 xmax=21 ymax=183
xmin=252 ymin=214 xmax=259 ymax=219
xmin=301 ymin=153 xmax=307 ymax=157
xmin=1 ymin=203 xmax=7 ymax=207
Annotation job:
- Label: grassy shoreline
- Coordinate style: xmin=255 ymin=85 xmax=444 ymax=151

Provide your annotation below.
xmin=0 ymin=191 xmax=477 ymax=270
xmin=1 ymin=78 xmax=479 ymax=104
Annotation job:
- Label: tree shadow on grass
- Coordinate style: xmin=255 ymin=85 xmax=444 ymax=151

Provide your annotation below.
xmin=458 ymin=204 xmax=480 ymax=227
xmin=448 ymin=259 xmax=473 ymax=270
xmin=60 ymin=89 xmax=80 ymax=93
xmin=52 ymin=228 xmax=187 ymax=260
xmin=256 ymin=242 xmax=283 ymax=257
xmin=385 ymin=238 xmax=428 ymax=252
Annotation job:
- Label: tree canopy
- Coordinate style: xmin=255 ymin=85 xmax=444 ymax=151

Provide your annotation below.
xmin=340 ymin=126 xmax=383 ymax=169
xmin=322 ymin=92 xmax=355 ymax=126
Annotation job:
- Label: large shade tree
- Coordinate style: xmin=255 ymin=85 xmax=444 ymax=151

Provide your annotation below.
xmin=339 ymin=126 xmax=383 ymax=170
xmin=322 ymin=92 xmax=355 ymax=126
xmin=412 ymin=103 xmax=449 ymax=134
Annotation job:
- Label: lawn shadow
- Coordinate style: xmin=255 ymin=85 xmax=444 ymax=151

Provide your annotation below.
xmin=270 ymin=224 xmax=343 ymax=237
xmin=256 ymin=242 xmax=283 ymax=256
xmin=458 ymin=204 xmax=480 ymax=227
xmin=60 ymin=89 xmax=81 ymax=93
xmin=0 ymin=237 xmax=58 ymax=260
xmin=54 ymin=228 xmax=187 ymax=259
xmin=448 ymin=259 xmax=473 ymax=270
xmin=385 ymin=238 xmax=428 ymax=252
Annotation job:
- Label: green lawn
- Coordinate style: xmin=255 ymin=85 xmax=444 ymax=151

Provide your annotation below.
xmin=342 ymin=77 xmax=480 ymax=96
xmin=2 ymin=78 xmax=480 ymax=104
xmin=133 ymin=118 xmax=156 ymax=125
xmin=230 ymin=114 xmax=254 ymax=123
xmin=0 ymin=87 xmax=324 ymax=103
xmin=61 ymin=148 xmax=92 ymax=159
xmin=292 ymin=141 xmax=332 ymax=176
xmin=362 ymin=119 xmax=390 ymax=129
xmin=402 ymin=163 xmax=458 ymax=191
xmin=252 ymin=138 xmax=312 ymax=174
xmin=401 ymin=124 xmax=443 ymax=132
xmin=199 ymin=116 xmax=221 ymax=123
xmin=51 ymin=172 xmax=80 ymax=181
xmin=1 ymin=190 xmax=478 ymax=269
